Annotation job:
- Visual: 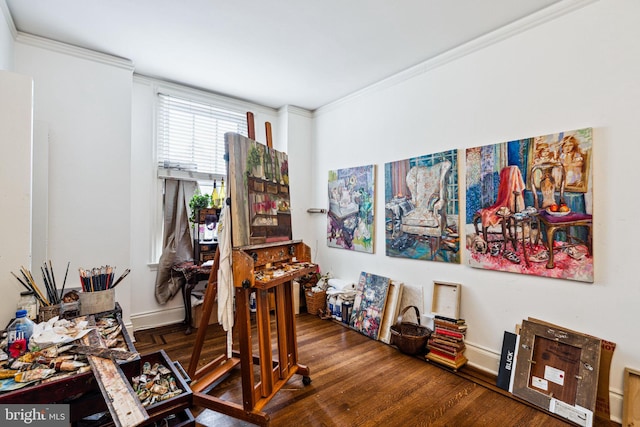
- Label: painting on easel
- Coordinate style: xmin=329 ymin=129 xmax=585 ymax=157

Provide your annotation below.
xmin=327 ymin=164 xmax=375 ymax=253
xmin=226 ymin=132 xmax=292 ymax=247
xmin=350 ymin=272 xmax=390 ymax=340
xmin=465 ymin=127 xmax=593 ymax=282
xmin=384 ymin=149 xmax=460 ymax=263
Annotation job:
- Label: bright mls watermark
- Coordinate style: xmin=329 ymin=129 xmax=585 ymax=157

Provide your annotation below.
xmin=0 ymin=404 xmax=69 ymax=426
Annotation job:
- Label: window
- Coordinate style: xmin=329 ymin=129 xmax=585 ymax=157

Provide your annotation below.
xmin=157 ymin=93 xmax=247 ymax=179
xmin=153 ymin=91 xmax=249 ymax=263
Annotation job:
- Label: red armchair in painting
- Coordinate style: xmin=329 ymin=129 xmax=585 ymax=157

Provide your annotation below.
xmin=473 ymin=165 xmax=525 ymax=244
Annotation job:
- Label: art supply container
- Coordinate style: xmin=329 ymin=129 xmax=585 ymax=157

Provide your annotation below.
xmin=17 ymin=291 xmax=38 ymax=321
xmin=79 ymin=288 xmax=115 ymax=315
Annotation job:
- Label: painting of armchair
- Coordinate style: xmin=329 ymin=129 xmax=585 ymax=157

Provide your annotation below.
xmin=400 ymin=161 xmax=452 ymax=253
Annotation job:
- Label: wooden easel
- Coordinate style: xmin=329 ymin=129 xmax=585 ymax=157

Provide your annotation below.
xmin=186 ymin=115 xmax=313 ymax=427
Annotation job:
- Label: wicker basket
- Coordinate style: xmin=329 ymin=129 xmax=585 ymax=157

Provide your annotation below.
xmin=390 ymin=306 xmax=432 ymax=355
xmin=305 ymin=289 xmax=327 ymax=316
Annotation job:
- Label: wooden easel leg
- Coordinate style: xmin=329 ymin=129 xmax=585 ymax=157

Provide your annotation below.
xmin=235 ymin=286 xmax=257 ymax=410
xmin=256 ymin=288 xmax=274 ymax=396
xmin=188 ymin=249 xmax=220 ymax=379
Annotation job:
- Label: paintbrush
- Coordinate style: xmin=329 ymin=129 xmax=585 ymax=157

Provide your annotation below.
xmin=21 ymin=266 xmax=49 ymax=306
xmin=48 ymin=260 xmax=59 ymax=303
xmin=111 ymin=268 xmax=130 ymax=288
xmin=11 ymin=271 xmax=48 ymax=306
xmin=60 ymin=261 xmax=70 ymax=300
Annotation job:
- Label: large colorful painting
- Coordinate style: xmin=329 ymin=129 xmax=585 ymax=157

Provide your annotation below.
xmin=384 ymin=150 xmax=460 ymax=263
xmin=226 ymin=133 xmax=292 ymax=247
xmin=327 ymin=165 xmax=375 ymax=253
xmin=349 ymin=272 xmax=391 ymax=340
xmin=466 ymin=128 xmax=593 ymax=282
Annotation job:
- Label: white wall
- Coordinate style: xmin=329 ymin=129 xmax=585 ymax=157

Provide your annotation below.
xmin=0 ymin=70 xmax=32 ymax=327
xmin=0 ymin=1 xmax=15 ymax=70
xmin=311 ymin=0 xmax=639 ymax=420
xmin=14 ymin=35 xmax=135 ymax=325
xmin=278 ymin=106 xmax=316 ymax=256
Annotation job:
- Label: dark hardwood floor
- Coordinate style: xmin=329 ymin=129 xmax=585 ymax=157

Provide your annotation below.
xmin=134 ymin=314 xmax=619 ymax=427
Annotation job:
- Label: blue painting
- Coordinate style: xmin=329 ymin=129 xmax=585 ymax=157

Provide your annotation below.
xmin=384 ymin=149 xmax=460 ymax=263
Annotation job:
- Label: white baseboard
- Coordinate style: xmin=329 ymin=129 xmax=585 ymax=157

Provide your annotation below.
xmin=464 ymin=341 xmax=623 ymax=424
xmin=129 ymin=306 xmax=185 ymax=332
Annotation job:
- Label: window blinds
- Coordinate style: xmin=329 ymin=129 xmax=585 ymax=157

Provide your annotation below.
xmin=157 ymin=93 xmax=247 ymax=177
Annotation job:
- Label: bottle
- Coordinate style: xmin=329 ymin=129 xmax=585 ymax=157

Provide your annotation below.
xmin=328 ymin=295 xmax=336 ymax=319
xmin=335 ymin=295 xmax=343 ymax=322
xmin=6 ymin=309 xmax=35 ymax=358
xmin=17 ymin=291 xmax=38 ymax=321
xmin=218 ymin=178 xmax=226 ymax=207
xmin=211 ymin=180 xmax=219 ymax=208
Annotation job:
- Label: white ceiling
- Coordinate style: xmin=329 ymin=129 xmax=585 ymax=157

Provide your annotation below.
xmin=6 ymin=0 xmax=561 ymax=111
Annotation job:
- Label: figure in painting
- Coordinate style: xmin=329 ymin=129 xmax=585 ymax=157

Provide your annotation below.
xmin=558 ymin=135 xmax=584 ymax=188
xmin=533 ymin=140 xmax=556 ymax=165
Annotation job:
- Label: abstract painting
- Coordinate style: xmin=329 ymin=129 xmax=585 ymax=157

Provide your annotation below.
xmin=384 ymin=150 xmax=460 ymax=263
xmin=327 ymin=165 xmax=375 ymax=253
xmin=466 ymin=128 xmax=593 ymax=282
xmin=349 ymin=272 xmax=391 ymax=340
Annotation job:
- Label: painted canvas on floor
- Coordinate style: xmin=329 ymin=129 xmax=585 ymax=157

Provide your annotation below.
xmin=350 ymin=272 xmax=391 ymax=340
xmin=384 ymin=150 xmax=460 ymax=263
xmin=327 ymin=165 xmax=375 ymax=253
xmin=465 ymin=128 xmax=593 ymax=283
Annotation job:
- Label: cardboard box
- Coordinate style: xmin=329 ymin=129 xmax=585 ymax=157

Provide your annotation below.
xmin=191 ymin=301 xmax=218 ymax=329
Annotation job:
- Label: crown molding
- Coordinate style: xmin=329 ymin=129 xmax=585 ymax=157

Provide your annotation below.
xmin=279 ymin=105 xmax=313 ymax=119
xmin=0 ymin=0 xmax=17 ymax=39
xmin=315 ymin=0 xmax=599 ymax=116
xmin=134 ymin=73 xmax=277 ymax=116
xmin=16 ymin=31 xmax=134 ymax=71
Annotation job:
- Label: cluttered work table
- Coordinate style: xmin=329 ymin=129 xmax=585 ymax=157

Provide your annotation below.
xmin=0 ymin=303 xmax=195 ymax=427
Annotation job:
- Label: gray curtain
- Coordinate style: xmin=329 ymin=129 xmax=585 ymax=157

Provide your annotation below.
xmin=155 ymin=179 xmax=197 ymax=304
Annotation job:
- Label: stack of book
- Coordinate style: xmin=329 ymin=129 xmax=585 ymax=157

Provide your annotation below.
xmin=425 ymin=315 xmax=468 ymax=370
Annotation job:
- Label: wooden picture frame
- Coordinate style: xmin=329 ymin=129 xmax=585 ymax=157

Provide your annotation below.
xmin=512 ymin=320 xmax=601 ymax=425
xmin=623 ymin=367 xmax=640 ymax=427
xmin=431 ymin=281 xmax=461 ymax=319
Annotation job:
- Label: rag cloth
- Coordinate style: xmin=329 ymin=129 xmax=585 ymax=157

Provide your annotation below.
xmin=216 ymin=205 xmax=234 ymax=358
xmin=479 ymin=166 xmax=525 ymax=228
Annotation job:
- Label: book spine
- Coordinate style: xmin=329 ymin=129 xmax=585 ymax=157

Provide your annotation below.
xmin=434 ymin=315 xmax=464 ymax=324
xmin=428 ymin=348 xmax=464 ymax=361
xmin=434 ymin=327 xmax=465 ymax=339
xmin=427 ymin=344 xmax=462 ymax=358
xmin=433 ymin=321 xmax=467 ymax=332
xmin=427 ymin=339 xmax=465 ymax=353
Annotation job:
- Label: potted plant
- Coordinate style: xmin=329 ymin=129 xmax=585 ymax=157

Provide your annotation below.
xmin=189 ymin=190 xmax=210 ymax=224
